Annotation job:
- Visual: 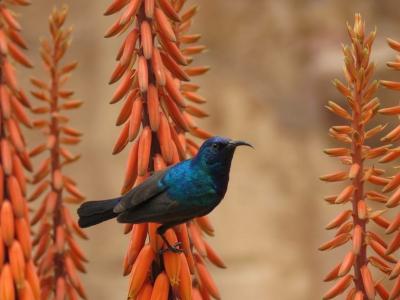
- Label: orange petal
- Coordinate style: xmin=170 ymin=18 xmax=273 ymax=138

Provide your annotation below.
xmin=158 ymin=0 xmax=180 ymax=22
xmin=155 ymin=8 xmax=176 ymax=42
xmin=318 ymin=233 xmax=350 ymax=251
xmin=111 ymin=69 xmax=134 ymax=104
xmin=323 ymin=274 xmax=352 ymax=300
xmin=120 ymin=29 xmax=138 ymax=67
xmin=123 ymin=223 xmax=148 ymax=276
xmin=178 ymin=254 xmax=192 ymax=300
xmin=325 ymin=210 xmax=352 ymax=230
xmin=162 ymin=94 xmax=189 ymax=131
xmin=7 ymin=119 xmax=24 ymax=152
xmin=386 ymin=231 xmax=400 ymax=255
xmin=163 ymin=230 xmax=181 ymax=286
xmin=112 ymin=123 xmax=129 ymax=154
xmin=0 ymin=264 xmax=15 ymax=300
xmin=15 ymin=219 xmax=31 ymax=260
xmin=196 ymin=216 xmax=214 ymax=236
xmin=360 ymin=265 xmax=375 ymax=300
xmin=144 ymin=0 xmax=155 ymax=18
xmin=1 ymin=139 xmax=12 ymax=175
xmin=196 ymin=262 xmax=221 ymax=300
xmin=119 ymin=0 xmax=141 ymax=25
xmin=157 ymin=115 xmax=173 ymax=164
xmin=136 ymin=282 xmax=153 ymax=300
xmin=128 ymin=97 xmax=143 ymax=142
xmin=151 ymin=48 xmax=166 ymax=86
xmin=204 ymin=240 xmax=226 ymax=269
xmin=141 ymin=21 xmax=153 ymax=60
xmin=128 ymin=245 xmax=155 ymax=298
xmin=188 ymin=222 xmax=206 ymax=256
xmin=149 ymin=223 xmax=163 ymax=252
xmin=104 ymin=0 xmax=129 ymax=15
xmin=122 ymin=142 xmax=139 ymax=195
xmin=386 ymin=213 xmax=400 ymax=234
xmin=160 ymin=51 xmax=189 ymax=81
xmin=369 ymin=239 xmax=396 ymax=263
xmin=323 ymin=263 xmax=341 ymax=282
xmin=150 ymin=272 xmax=169 ymax=300
xmin=176 ymin=224 xmax=195 ymax=273
xmin=9 ymin=240 xmax=25 ymax=288
xmin=165 ymin=72 xmax=186 ymax=107
xmin=147 ymin=84 xmax=160 ymax=131
xmin=357 ymin=200 xmax=367 ymax=220
xmin=335 ymin=185 xmax=354 ymax=204
xmin=7 ymin=176 xmax=25 ymax=218
xmin=137 ymin=127 xmax=152 ymax=176
xmin=138 ymin=56 xmax=148 ymax=93
xmin=1 ymin=201 xmax=14 ymax=246
xmin=386 ymin=187 xmax=400 ymax=208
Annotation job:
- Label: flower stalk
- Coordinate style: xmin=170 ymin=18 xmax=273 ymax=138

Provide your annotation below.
xmin=29 ymin=6 xmax=87 ymax=300
xmin=320 ymin=14 xmax=398 ymax=299
xmin=0 ymin=1 xmax=43 ymax=299
xmin=376 ymin=37 xmax=400 ymax=299
xmin=104 ymin=0 xmax=223 ymax=298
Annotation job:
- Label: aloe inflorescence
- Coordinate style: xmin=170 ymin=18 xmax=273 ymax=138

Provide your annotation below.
xmin=104 ymin=0 xmax=225 ymax=299
xmin=0 ymin=1 xmax=42 ymax=299
xmin=29 ymin=6 xmax=87 ymax=300
xmin=320 ymin=14 xmax=400 ymax=299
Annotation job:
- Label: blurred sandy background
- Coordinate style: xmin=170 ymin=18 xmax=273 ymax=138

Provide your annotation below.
xmin=12 ymin=0 xmax=400 ymax=299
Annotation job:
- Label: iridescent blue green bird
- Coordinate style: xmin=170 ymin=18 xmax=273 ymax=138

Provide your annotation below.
xmin=77 ymin=136 xmax=252 ymax=252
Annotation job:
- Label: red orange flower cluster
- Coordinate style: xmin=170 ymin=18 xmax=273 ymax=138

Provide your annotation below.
xmin=104 ymin=0 xmax=224 ymax=298
xmin=29 ymin=6 xmax=87 ymax=300
xmin=0 ymin=1 xmax=42 ymax=300
xmin=375 ymin=38 xmax=400 ymax=299
xmin=320 ymin=14 xmax=400 ymax=299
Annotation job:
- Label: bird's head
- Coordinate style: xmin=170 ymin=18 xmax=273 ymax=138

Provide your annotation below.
xmin=194 ymin=136 xmax=252 ymax=172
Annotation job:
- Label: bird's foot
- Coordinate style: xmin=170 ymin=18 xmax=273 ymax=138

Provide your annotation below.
xmin=160 ymin=242 xmax=183 ymax=254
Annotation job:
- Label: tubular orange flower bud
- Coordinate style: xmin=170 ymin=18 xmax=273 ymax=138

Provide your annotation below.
xmin=386 ymin=213 xmax=400 ymax=234
xmin=204 ymin=240 xmax=225 ymax=269
xmin=338 ymin=251 xmax=355 ymax=277
xmin=137 ymin=282 xmax=153 ymax=300
xmin=162 ymin=230 xmax=181 ymax=286
xmin=9 ymin=240 xmax=25 ymax=289
xmin=150 ymin=272 xmax=169 ymax=300
xmin=1 ymin=201 xmax=15 ymax=247
xmin=196 ymin=261 xmax=221 ymax=300
xmin=323 ymin=274 xmax=353 ymax=299
xmin=128 ymin=245 xmax=155 ymax=298
xmin=360 ymin=266 xmax=375 ymax=299
xmin=390 ymin=277 xmax=400 ymax=300
xmin=147 ymin=84 xmax=160 ymax=131
xmin=0 ymin=264 xmax=15 ymax=300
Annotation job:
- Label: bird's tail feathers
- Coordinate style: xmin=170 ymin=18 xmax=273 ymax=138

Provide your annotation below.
xmin=77 ymin=198 xmax=120 ymax=228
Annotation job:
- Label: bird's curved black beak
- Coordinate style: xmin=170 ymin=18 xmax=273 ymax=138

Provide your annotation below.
xmin=229 ymin=140 xmax=253 ymax=148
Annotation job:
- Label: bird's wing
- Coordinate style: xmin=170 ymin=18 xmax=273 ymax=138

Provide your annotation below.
xmin=116 ymin=192 xmax=180 ymax=223
xmin=113 ymin=168 xmax=170 ymax=213
xmin=116 ymin=189 xmax=215 ymax=224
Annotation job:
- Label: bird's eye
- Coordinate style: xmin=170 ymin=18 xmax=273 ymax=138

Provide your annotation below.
xmin=212 ymin=143 xmax=219 ymax=150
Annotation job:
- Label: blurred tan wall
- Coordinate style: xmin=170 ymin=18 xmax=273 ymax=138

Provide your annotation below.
xmin=13 ymin=0 xmax=400 ymax=299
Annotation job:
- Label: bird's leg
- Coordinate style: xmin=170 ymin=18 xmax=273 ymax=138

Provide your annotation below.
xmin=157 ymin=224 xmax=183 ymax=254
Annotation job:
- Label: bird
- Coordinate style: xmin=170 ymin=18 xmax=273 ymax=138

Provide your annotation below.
xmin=77 ymin=136 xmax=252 ymax=252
